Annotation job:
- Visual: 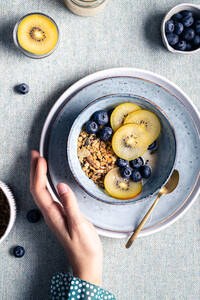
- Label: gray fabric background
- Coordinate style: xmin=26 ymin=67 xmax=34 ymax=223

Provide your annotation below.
xmin=0 ymin=1 xmax=200 ymax=299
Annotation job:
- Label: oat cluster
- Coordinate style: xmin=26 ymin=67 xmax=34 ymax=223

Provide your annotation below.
xmin=78 ymin=130 xmax=117 ymax=187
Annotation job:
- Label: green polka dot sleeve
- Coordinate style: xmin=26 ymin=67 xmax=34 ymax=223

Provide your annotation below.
xmin=50 ymin=272 xmax=116 ymax=300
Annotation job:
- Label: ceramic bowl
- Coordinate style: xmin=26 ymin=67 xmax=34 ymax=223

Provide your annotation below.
xmin=161 ymin=3 xmax=200 ymax=54
xmin=67 ymin=94 xmax=177 ymax=204
xmin=0 ymin=181 xmax=16 ymax=244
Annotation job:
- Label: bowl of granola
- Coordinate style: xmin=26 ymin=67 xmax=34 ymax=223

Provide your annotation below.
xmin=67 ymin=94 xmax=176 ymax=204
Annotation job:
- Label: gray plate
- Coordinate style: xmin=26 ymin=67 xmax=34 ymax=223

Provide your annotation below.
xmin=40 ymin=68 xmax=200 ymax=238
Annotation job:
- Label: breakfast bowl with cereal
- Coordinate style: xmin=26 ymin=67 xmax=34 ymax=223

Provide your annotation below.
xmin=67 ymin=94 xmax=177 ymax=204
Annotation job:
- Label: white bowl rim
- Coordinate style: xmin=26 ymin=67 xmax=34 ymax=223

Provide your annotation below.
xmin=161 ymin=3 xmax=200 ymax=54
xmin=0 ymin=181 xmax=16 ymax=244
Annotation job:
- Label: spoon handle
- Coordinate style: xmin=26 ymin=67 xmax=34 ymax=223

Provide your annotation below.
xmin=126 ymin=193 xmax=162 ymax=248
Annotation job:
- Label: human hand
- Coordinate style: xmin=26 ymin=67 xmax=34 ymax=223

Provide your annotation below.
xmin=30 ymin=151 xmax=103 ymax=286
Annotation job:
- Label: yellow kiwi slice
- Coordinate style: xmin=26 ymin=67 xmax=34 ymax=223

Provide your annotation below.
xmin=17 ymin=14 xmax=58 ymax=55
xmin=110 ymin=103 xmax=141 ymax=131
xmin=124 ymin=110 xmax=161 ymax=144
xmin=104 ymin=168 xmax=142 ymax=199
xmin=112 ymin=124 xmax=150 ymax=160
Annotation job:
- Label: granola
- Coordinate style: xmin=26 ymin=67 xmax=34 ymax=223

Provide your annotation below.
xmin=78 ymin=130 xmax=117 ymax=187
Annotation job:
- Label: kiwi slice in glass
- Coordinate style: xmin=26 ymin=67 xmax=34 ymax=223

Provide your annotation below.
xmin=17 ymin=14 xmax=58 ymax=55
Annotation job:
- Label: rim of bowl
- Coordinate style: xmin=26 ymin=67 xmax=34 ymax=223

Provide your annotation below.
xmin=67 ymin=93 xmax=177 ymax=205
xmin=0 ymin=181 xmax=17 ymax=244
xmin=161 ymin=3 xmax=200 ymax=54
xmin=13 ymin=12 xmax=60 ymax=59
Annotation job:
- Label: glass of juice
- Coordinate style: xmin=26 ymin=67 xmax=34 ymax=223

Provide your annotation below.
xmin=13 ymin=13 xmax=59 ymax=59
xmin=65 ymin=0 xmax=108 ymax=17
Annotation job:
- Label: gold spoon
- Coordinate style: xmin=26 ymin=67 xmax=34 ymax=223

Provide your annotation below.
xmin=126 ymin=169 xmax=179 ymax=249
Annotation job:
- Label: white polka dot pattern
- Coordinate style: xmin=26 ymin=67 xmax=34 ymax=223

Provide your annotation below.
xmin=50 ymin=273 xmax=115 ymax=300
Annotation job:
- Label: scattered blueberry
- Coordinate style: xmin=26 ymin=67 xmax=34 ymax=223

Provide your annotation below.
xmin=166 ymin=33 xmax=179 ymax=46
xmin=182 ymin=15 xmax=194 ymax=27
xmin=85 ymin=121 xmax=98 ymax=134
xmin=186 ymin=42 xmax=192 ymax=51
xmin=194 ymin=35 xmax=200 ymax=47
xmin=174 ymin=22 xmax=184 ymax=35
xmin=140 ymin=165 xmax=151 ymax=179
xmin=120 ymin=167 xmax=132 ymax=179
xmin=93 ymin=110 xmax=109 ymax=126
xmin=27 ymin=209 xmax=41 ymax=223
xmin=175 ymin=40 xmax=187 ymax=51
xmin=172 ymin=13 xmax=183 ymax=22
xmin=116 ymin=158 xmax=129 ymax=168
xmin=16 ymin=83 xmax=29 ymax=94
xmin=99 ymin=126 xmax=113 ymax=142
xmin=130 ymin=157 xmax=144 ymax=169
xmin=131 ymin=170 xmax=142 ymax=182
xmin=195 ymin=20 xmax=200 ymax=34
xmin=165 ymin=20 xmax=174 ymax=33
xmin=181 ymin=10 xmax=193 ymax=17
xmin=182 ymin=28 xmax=195 ymax=41
xmin=13 ymin=246 xmax=25 ymax=258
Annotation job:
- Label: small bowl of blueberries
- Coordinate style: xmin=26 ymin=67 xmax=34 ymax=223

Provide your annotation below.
xmin=162 ymin=3 xmax=200 ymax=53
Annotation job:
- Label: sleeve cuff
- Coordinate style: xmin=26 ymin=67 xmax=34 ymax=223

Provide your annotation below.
xmin=50 ymin=272 xmax=116 ymax=299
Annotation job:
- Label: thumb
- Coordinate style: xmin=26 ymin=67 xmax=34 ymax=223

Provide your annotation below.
xmin=57 ymin=183 xmax=81 ymax=222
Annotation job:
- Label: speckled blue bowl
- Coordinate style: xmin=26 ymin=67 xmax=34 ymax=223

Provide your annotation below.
xmin=67 ymin=94 xmax=177 ymax=204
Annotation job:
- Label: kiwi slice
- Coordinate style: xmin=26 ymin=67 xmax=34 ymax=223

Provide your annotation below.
xmin=17 ymin=14 xmax=58 ymax=55
xmin=104 ymin=168 xmax=142 ymax=199
xmin=124 ymin=110 xmax=161 ymax=144
xmin=110 ymin=103 xmax=141 ymax=131
xmin=112 ymin=124 xmax=150 ymax=160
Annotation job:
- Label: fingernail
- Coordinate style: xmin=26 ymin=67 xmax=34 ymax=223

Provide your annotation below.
xmin=57 ymin=183 xmax=69 ymax=196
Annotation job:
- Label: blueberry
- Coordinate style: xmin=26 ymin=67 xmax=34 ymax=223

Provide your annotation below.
xmin=93 ymin=110 xmax=109 ymax=126
xmin=27 ymin=209 xmax=41 ymax=223
xmin=175 ymin=40 xmax=187 ymax=51
xmin=130 ymin=157 xmax=144 ymax=169
xmin=194 ymin=35 xmax=200 ymax=48
xmin=85 ymin=121 xmax=98 ymax=134
xmin=120 ymin=167 xmax=132 ymax=179
xmin=186 ymin=43 xmax=192 ymax=51
xmin=165 ymin=20 xmax=174 ymax=33
xmin=13 ymin=246 xmax=25 ymax=258
xmin=195 ymin=20 xmax=200 ymax=34
xmin=182 ymin=28 xmax=195 ymax=41
xmin=166 ymin=33 xmax=179 ymax=46
xmin=116 ymin=158 xmax=129 ymax=168
xmin=131 ymin=170 xmax=142 ymax=182
xmin=174 ymin=22 xmax=184 ymax=35
xmin=148 ymin=140 xmax=158 ymax=151
xmin=140 ymin=165 xmax=151 ymax=179
xmin=182 ymin=15 xmax=194 ymax=27
xmin=181 ymin=10 xmax=193 ymax=17
xmin=16 ymin=83 xmax=29 ymax=94
xmin=108 ymin=108 xmax=114 ymax=118
xmin=99 ymin=126 xmax=113 ymax=142
xmin=172 ymin=13 xmax=183 ymax=22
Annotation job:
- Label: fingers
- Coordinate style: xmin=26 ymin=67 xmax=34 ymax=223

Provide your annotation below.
xmin=30 ymin=152 xmax=70 ymax=242
xmin=57 ymin=183 xmax=83 ymax=230
xmin=33 ymin=156 xmax=55 ymax=212
xmin=30 ymin=151 xmax=40 ymax=192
